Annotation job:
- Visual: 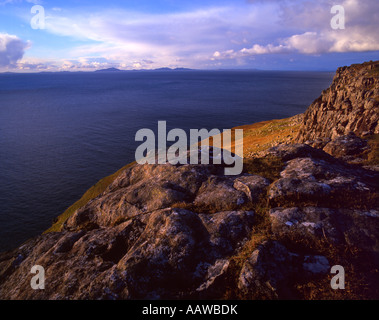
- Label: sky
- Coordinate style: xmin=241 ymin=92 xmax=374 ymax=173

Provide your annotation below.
xmin=0 ymin=0 xmax=378 ymax=72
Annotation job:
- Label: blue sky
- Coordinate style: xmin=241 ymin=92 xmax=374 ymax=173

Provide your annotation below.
xmin=0 ymin=0 xmax=378 ymax=71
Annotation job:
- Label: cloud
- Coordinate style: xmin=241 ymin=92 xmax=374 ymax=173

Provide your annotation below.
xmin=213 ymin=0 xmax=379 ymax=60
xmin=59 ymin=57 xmax=121 ymax=70
xmin=32 ymin=5 xmax=280 ymax=69
xmin=0 ymin=33 xmax=30 ymax=67
xmin=0 ymin=0 xmax=42 ymax=5
xmin=5 ymin=0 xmax=379 ymax=70
xmin=17 ymin=56 xmax=154 ymax=71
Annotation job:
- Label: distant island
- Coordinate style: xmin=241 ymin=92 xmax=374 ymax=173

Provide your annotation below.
xmin=94 ymin=67 xmax=194 ymax=72
xmin=94 ymin=67 xmax=122 ymax=72
xmin=0 ymin=60 xmax=378 ymax=300
xmin=0 ymin=67 xmax=195 ymax=74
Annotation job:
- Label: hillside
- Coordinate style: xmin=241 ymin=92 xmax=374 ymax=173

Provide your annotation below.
xmin=0 ymin=61 xmax=378 ymax=300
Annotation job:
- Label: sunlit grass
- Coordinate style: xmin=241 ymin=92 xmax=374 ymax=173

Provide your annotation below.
xmin=233 ymin=115 xmax=302 ymax=157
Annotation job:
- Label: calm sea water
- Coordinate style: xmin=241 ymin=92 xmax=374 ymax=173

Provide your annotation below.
xmin=0 ymin=70 xmax=334 ymax=251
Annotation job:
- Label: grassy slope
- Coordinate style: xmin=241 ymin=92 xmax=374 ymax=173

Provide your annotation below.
xmin=45 ymin=113 xmax=378 ymax=234
xmin=234 ymin=115 xmax=302 ymax=157
xmin=46 ymin=115 xmax=301 ymax=233
xmin=205 ymin=114 xmax=302 ymax=158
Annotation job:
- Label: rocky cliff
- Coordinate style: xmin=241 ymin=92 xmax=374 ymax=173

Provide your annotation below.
xmin=0 ymin=61 xmax=378 ymax=300
xmin=297 ymin=60 xmax=379 ymax=144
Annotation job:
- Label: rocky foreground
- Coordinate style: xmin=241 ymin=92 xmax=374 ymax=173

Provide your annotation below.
xmin=0 ymin=61 xmax=378 ymax=300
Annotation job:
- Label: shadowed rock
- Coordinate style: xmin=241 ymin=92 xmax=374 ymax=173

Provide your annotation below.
xmin=0 ymin=61 xmax=378 ymax=300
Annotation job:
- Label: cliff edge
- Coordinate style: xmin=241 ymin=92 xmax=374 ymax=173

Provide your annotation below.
xmin=0 ymin=61 xmax=378 ymax=300
xmin=297 ymin=60 xmax=379 ymax=143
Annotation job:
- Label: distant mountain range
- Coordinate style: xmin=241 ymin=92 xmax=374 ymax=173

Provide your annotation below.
xmin=0 ymin=68 xmax=290 ymax=74
xmin=0 ymin=67 xmax=195 ymax=74
xmin=94 ymin=67 xmax=194 ymax=72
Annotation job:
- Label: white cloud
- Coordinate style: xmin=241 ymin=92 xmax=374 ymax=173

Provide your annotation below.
xmin=0 ymin=0 xmax=42 ymax=4
xmin=0 ymin=33 xmax=30 ymax=67
xmin=213 ymin=0 xmax=379 ymax=60
xmin=6 ymin=0 xmax=379 ymax=70
xmin=33 ymin=5 xmax=280 ymax=69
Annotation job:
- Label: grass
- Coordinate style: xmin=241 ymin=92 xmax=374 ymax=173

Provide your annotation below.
xmin=198 ymin=114 xmax=302 ymax=159
xmin=232 ymin=115 xmax=302 ymax=157
xmin=281 ymin=236 xmax=379 ymax=300
xmin=217 ymin=129 xmax=379 ymax=299
xmin=220 ymin=191 xmax=379 ymax=300
xmin=44 ymin=114 xmax=294 ymax=233
xmin=45 ymin=162 xmax=136 ymax=233
xmin=220 ymin=194 xmax=274 ymax=300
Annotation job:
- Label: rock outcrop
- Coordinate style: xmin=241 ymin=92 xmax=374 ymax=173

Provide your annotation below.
xmin=0 ymin=144 xmax=378 ymax=299
xmin=297 ymin=60 xmax=379 ymax=143
xmin=0 ymin=61 xmax=378 ymax=300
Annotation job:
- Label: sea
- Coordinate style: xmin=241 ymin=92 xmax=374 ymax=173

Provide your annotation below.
xmin=0 ymin=70 xmax=334 ymax=252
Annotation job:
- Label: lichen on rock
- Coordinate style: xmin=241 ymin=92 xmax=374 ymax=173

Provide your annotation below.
xmin=0 ymin=61 xmax=378 ymax=300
